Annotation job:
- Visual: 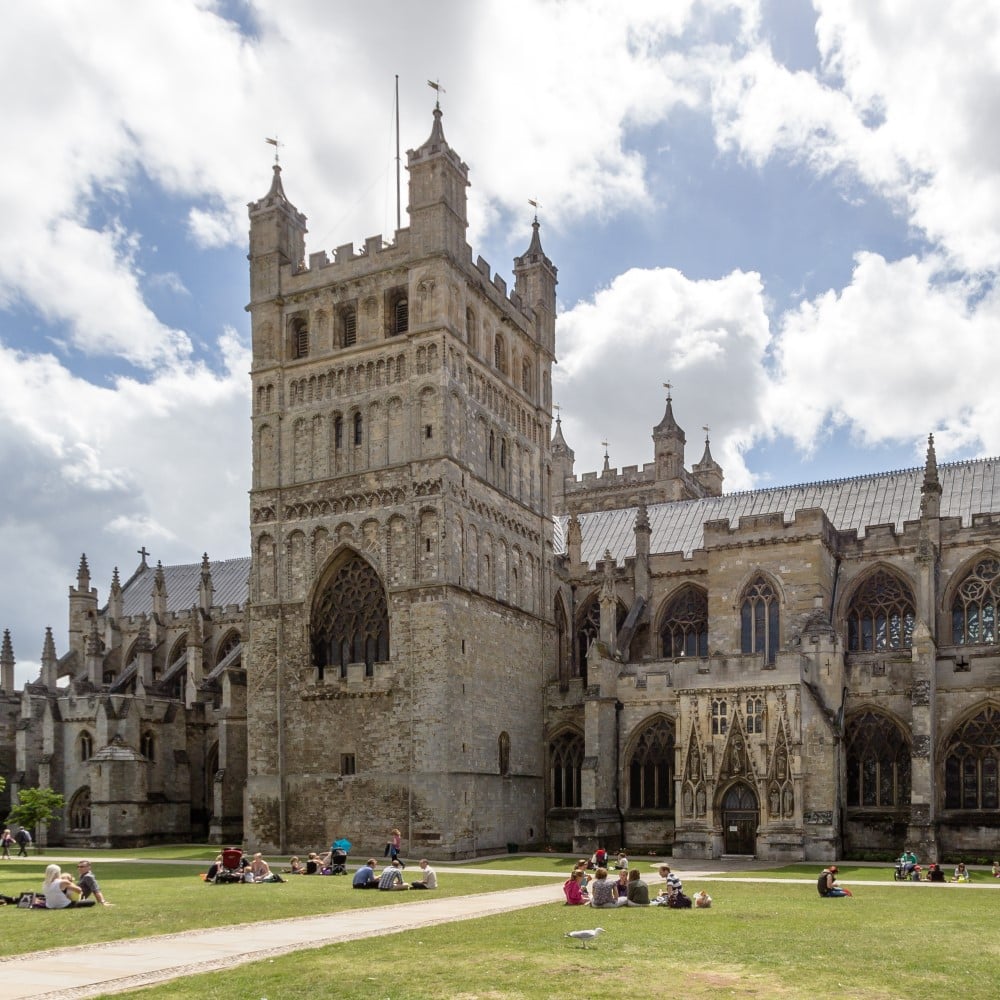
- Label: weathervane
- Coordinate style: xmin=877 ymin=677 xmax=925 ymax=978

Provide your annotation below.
xmin=663 ymin=381 xmax=673 ymax=400
xmin=703 ymin=424 xmax=710 ymax=442
xmin=528 ymin=198 xmax=542 ymax=223
xmin=427 ymin=79 xmax=446 ymax=109
xmin=553 ymin=401 xmax=561 ymax=424
xmin=265 ymin=136 xmax=282 ymax=165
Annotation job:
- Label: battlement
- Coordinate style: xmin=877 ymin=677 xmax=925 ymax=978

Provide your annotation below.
xmin=569 ymin=463 xmax=658 ymax=489
xmin=281 ymin=230 xmax=537 ymax=330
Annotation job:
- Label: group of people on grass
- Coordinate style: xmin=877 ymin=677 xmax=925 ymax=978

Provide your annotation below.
xmin=34 ymin=859 xmax=112 ymax=909
xmin=564 ymin=855 xmax=711 ymax=910
xmin=352 ymin=857 xmax=437 ymax=891
xmin=819 ymin=853 xmax=989 ymax=897
xmin=205 ymin=851 xmax=285 ymax=883
xmin=897 ymin=847 xmax=978 ymax=883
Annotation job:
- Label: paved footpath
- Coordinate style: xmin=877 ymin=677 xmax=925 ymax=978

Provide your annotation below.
xmin=3 ymin=881 xmax=563 ymax=1000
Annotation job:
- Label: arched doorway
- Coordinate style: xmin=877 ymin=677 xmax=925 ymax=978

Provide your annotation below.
xmin=721 ymin=781 xmax=759 ymax=855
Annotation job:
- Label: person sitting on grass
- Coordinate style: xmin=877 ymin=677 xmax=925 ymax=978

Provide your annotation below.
xmin=613 ymin=868 xmax=629 ymax=901
xmin=76 ymin=860 xmax=112 ymax=906
xmin=927 ymin=863 xmax=946 ymax=882
xmin=410 ymin=859 xmax=437 ymax=890
xmin=953 ymin=862 xmax=970 ymax=882
xmin=353 ymin=858 xmax=379 ymax=889
xmin=588 ymin=867 xmax=624 ymax=908
xmin=378 ymin=859 xmax=410 ymax=891
xmin=41 ymin=864 xmax=96 ymax=909
xmin=817 ymin=865 xmax=848 ymax=897
xmin=285 ymin=856 xmax=305 ymax=875
xmin=563 ymin=869 xmax=587 ymax=905
xmin=625 ymin=868 xmax=650 ymax=906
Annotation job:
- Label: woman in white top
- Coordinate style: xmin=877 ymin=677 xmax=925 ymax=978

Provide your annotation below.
xmin=41 ymin=864 xmax=95 ymax=908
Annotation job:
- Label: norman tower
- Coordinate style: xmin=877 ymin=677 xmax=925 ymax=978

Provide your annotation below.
xmin=245 ymin=106 xmax=557 ymax=856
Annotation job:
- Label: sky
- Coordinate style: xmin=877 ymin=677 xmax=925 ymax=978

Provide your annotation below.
xmin=3 ymin=0 xmax=1000 ymax=687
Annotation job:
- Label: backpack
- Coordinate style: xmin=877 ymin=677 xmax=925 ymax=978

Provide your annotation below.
xmin=668 ymin=890 xmax=693 ymax=909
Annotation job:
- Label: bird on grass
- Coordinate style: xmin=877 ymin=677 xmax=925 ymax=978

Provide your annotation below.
xmin=565 ymin=927 xmax=605 ymax=948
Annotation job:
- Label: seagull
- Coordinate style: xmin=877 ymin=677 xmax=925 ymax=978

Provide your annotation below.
xmin=565 ymin=927 xmax=605 ymax=949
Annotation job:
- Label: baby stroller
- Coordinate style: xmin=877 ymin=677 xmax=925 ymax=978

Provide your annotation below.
xmin=216 ymin=847 xmax=246 ymax=883
xmin=329 ymin=837 xmax=351 ymax=875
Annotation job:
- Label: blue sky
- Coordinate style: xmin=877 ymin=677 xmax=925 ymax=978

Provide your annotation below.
xmin=3 ymin=0 xmax=1000 ymax=687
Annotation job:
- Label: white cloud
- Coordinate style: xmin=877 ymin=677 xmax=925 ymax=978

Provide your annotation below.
xmin=769 ymin=252 xmax=1000 ymax=455
xmin=555 ymin=266 xmax=772 ymax=490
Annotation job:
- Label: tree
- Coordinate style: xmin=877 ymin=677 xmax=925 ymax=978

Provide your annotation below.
xmin=6 ymin=787 xmax=64 ymax=843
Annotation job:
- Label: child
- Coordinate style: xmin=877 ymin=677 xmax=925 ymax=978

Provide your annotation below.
xmin=694 ymin=890 xmax=712 ymax=908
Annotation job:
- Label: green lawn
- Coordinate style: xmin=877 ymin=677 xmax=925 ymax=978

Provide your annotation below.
xmin=6 ymin=855 xmax=999 ymax=999
xmin=0 ymin=860 xmax=550 ymax=957
xmin=96 ymin=876 xmax=1000 ymax=1000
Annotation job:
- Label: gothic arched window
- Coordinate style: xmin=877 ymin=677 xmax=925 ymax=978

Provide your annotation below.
xmin=141 ymin=731 xmax=156 ymax=762
xmin=465 ymin=306 xmax=476 ymax=348
xmin=711 ymin=699 xmax=728 ymax=735
xmin=498 ymin=731 xmax=511 ymax=776
xmin=944 ymin=705 xmax=1000 ymax=809
xmin=521 ymin=359 xmax=532 ymax=394
xmin=550 ymin=731 xmax=583 ymax=808
xmin=845 ymin=711 xmax=911 ymax=807
xmin=740 ymin=575 xmax=779 ymax=664
xmin=215 ymin=631 xmax=242 ymax=669
xmin=660 ymin=586 xmax=708 ymax=658
xmin=353 ymin=411 xmax=363 ymax=446
xmin=494 ymin=334 xmax=507 ymax=375
xmin=311 ymin=553 xmax=389 ymax=680
xmin=389 ymin=292 xmax=408 ymax=336
xmin=952 ymin=557 xmax=1000 ymax=646
xmin=746 ymin=696 xmax=765 ymax=735
xmin=290 ymin=316 xmax=309 ymax=358
xmin=341 ymin=306 xmax=357 ymax=347
xmin=575 ymin=594 xmax=626 ymax=687
xmin=79 ymin=730 xmax=93 ymax=762
xmin=627 ymin=718 xmax=675 ymax=810
xmin=68 ymin=787 xmax=91 ymax=831
xmin=847 ymin=569 xmax=915 ymax=652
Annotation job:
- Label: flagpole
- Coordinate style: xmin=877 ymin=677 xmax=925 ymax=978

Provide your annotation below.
xmin=395 ymin=74 xmax=401 ymax=233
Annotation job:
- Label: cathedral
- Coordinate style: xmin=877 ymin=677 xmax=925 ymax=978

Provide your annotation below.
xmin=3 ymin=106 xmax=1000 ymax=863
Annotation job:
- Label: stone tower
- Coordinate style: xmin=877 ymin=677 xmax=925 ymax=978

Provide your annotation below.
xmin=245 ymin=106 xmax=557 ymax=857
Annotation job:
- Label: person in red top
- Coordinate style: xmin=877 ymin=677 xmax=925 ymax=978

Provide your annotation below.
xmin=563 ymin=869 xmax=587 ymax=905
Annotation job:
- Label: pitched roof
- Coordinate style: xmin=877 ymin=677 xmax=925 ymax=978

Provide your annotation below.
xmin=558 ymin=457 xmax=1000 ymax=566
xmin=116 ymin=557 xmax=251 ymax=618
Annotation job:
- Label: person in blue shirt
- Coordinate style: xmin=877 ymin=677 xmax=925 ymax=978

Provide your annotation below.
xmin=352 ymin=858 xmax=379 ymax=889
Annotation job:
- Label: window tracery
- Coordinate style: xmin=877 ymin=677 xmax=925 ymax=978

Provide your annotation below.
xmin=550 ymin=731 xmax=583 ymax=808
xmin=845 ymin=711 xmax=910 ymax=808
xmin=740 ymin=575 xmax=779 ymax=664
xmin=847 ymin=569 xmax=915 ymax=652
xmin=69 ymin=787 xmax=91 ymax=831
xmin=952 ymin=557 xmax=1000 ymax=646
xmin=627 ymin=718 xmax=675 ymax=810
xmin=944 ymin=705 xmax=1000 ymax=809
xmin=660 ymin=586 xmax=708 ymax=658
xmin=310 ymin=553 xmax=389 ymax=680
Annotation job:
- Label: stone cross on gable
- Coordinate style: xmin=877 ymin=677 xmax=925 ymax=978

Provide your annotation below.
xmin=137 ymin=546 xmax=150 ymax=568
